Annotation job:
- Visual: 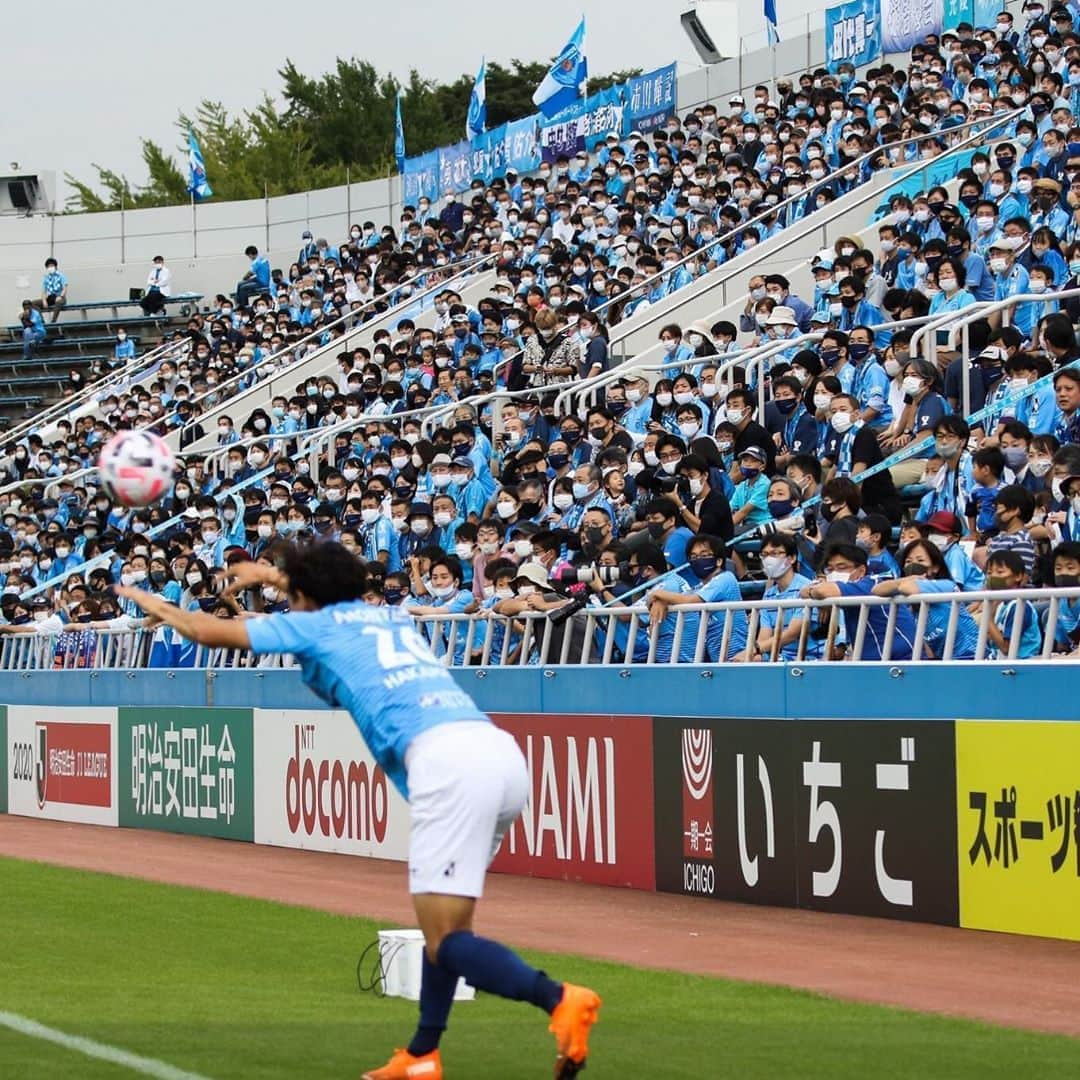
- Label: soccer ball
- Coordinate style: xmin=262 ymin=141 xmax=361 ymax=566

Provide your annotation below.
xmin=97 ymin=430 xmax=176 ymax=507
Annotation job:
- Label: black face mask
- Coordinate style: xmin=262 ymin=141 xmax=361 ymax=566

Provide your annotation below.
xmin=1055 ymin=573 xmax=1080 ymax=587
xmin=584 ymin=526 xmax=606 ymax=547
xmin=902 ymin=562 xmax=929 ymax=577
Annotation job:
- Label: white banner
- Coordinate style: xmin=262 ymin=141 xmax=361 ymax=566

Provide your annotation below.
xmin=253 ymin=710 xmax=410 ymax=861
xmin=7 ymin=706 xmax=118 ymax=827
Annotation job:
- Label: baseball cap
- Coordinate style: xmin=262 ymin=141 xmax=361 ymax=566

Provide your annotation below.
xmin=925 ymin=510 xmax=962 ymax=535
xmin=740 ymin=445 xmax=768 ymax=464
xmin=513 ymin=562 xmax=549 ymax=588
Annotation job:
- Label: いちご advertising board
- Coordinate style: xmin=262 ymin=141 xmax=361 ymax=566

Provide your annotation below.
xmin=653 ymin=718 xmax=959 ymax=925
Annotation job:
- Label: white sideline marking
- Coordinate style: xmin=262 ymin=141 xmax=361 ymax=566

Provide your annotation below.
xmin=0 ymin=1010 xmax=212 ymax=1079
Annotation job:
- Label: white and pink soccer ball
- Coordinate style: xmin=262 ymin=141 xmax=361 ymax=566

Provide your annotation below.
xmin=97 ymin=430 xmax=176 ymax=507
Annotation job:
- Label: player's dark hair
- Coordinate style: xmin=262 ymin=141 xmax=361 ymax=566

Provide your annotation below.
xmin=278 ymin=541 xmax=368 ymax=607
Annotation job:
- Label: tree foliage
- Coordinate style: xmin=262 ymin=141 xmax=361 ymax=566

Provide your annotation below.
xmin=64 ymin=55 xmax=641 ymax=213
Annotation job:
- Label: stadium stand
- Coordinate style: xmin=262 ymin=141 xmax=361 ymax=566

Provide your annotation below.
xmin=5 ymin=3 xmax=1080 ymax=668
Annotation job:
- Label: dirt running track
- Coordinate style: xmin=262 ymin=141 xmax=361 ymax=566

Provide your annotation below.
xmin=3 ymin=816 xmax=1079 ymax=1039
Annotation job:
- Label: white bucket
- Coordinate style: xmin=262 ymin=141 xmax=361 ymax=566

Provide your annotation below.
xmin=377 ymin=929 xmax=475 ymax=1001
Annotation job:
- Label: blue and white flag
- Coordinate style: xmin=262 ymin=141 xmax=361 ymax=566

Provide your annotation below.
xmin=532 ymin=17 xmax=587 ymax=118
xmin=765 ymin=0 xmax=780 ymax=44
xmin=826 ymin=0 xmax=882 ymax=71
xmin=394 ymin=92 xmax=406 ymax=173
xmin=467 ymin=58 xmax=487 ymax=140
xmin=186 ymin=129 xmax=213 ymax=201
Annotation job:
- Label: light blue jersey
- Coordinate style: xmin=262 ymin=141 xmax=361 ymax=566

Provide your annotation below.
xmin=246 ymin=601 xmax=489 ymax=797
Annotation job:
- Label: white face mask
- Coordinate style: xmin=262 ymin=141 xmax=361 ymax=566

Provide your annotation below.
xmin=688 ymin=477 xmax=704 ymax=496
xmin=361 ymin=508 xmax=381 ymax=524
xmin=825 ymin=570 xmax=852 ymax=584
xmin=928 ymin=533 xmax=950 ymax=551
xmin=553 ymin=492 xmax=574 ymax=510
xmin=430 ymin=583 xmax=457 ymax=600
xmin=761 ymin=555 xmax=790 ymax=580
xmin=831 ymin=411 xmax=854 ymax=434
xmin=678 ymin=422 xmax=700 ymax=440
xmin=726 ymin=407 xmax=745 ymax=425
xmin=902 ymin=376 xmax=923 ymax=396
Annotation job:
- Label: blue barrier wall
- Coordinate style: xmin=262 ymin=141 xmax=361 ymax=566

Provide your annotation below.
xmin=0 ymin=662 xmax=1077 ymax=720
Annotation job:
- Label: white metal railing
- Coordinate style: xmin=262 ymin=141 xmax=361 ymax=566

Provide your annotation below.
xmin=402 ymin=587 xmax=1080 ymax=666
xmin=8 ymin=587 xmax=1078 ymax=670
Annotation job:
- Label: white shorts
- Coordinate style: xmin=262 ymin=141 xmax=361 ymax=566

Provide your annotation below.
xmin=405 ymin=721 xmax=529 ymax=898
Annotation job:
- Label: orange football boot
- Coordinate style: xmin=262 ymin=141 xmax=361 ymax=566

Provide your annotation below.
xmin=548 ymin=983 xmax=602 ymax=1077
xmin=361 ymin=1048 xmax=442 ymax=1080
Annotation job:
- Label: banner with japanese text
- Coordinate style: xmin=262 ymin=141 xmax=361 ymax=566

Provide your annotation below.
xmin=539 ymin=85 xmax=626 ymax=164
xmin=623 ymin=64 xmax=678 ymax=133
xmin=943 ymin=0 xmax=972 ymax=31
xmin=956 ymin=721 xmax=1080 ymax=942
xmin=825 ymin=0 xmax=883 ymax=73
xmin=881 ymin=0 xmax=942 ymax=53
xmin=118 ymin=707 xmax=254 ymax=842
xmin=7 ymin=706 xmax=118 ymax=827
xmin=402 ymin=63 xmax=676 ymax=195
xmin=402 ymin=149 xmax=440 ymax=204
xmin=653 ymin=718 xmax=959 ymax=925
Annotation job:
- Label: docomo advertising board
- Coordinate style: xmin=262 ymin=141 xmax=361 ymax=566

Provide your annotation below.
xmin=7 ymin=706 xmax=118 ymax=827
xmin=253 ymin=709 xmax=409 ymax=860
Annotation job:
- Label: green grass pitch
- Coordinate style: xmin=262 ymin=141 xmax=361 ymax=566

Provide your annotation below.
xmin=2 ymin=855 xmax=1078 ymax=1079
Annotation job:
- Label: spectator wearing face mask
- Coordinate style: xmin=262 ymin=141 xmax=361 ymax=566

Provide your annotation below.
xmin=803 ymin=543 xmax=917 ymax=660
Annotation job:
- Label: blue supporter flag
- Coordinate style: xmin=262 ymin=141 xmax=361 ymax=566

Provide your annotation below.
xmin=395 ymin=92 xmax=406 ymax=173
xmin=186 ymin=129 xmax=213 ymax=201
xmin=765 ymin=0 xmax=780 ymax=45
xmin=467 ymin=58 xmax=487 ymax=140
xmin=532 ymin=17 xmax=587 ymax=118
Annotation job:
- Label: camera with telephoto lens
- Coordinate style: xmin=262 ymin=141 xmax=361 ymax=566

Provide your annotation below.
xmin=552 ymin=562 xmax=629 ymax=587
xmin=743 ymin=510 xmax=806 ymax=541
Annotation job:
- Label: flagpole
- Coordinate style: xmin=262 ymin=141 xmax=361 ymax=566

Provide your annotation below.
xmin=191 ymin=191 xmax=197 ymax=259
xmin=582 ymin=15 xmax=588 ymax=99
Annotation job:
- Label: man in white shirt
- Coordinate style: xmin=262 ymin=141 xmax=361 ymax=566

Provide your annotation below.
xmin=140 ymin=254 xmax=172 ymax=315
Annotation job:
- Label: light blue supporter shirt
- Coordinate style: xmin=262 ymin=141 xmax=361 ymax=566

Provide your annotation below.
xmin=245 ymin=601 xmax=489 ymax=798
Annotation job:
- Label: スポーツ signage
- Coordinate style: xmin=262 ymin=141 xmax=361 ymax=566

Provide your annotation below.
xmin=7 ymin=706 xmax=118 ymax=826
xmin=956 ymin=721 xmax=1080 ymax=942
xmin=489 ymin=714 xmax=655 ymax=890
xmin=0 ymin=705 xmax=6 ymax=814
xmin=654 ymin=719 xmax=959 ymax=925
xmin=118 ymin=708 xmax=254 ymax=842
xmin=253 ymin=709 xmax=409 ymax=860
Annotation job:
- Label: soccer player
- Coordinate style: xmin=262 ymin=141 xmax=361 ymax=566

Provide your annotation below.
xmin=117 ymin=541 xmax=600 ymax=1080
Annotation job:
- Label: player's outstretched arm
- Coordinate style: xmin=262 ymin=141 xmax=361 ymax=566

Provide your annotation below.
xmin=114 ymin=586 xmax=252 ymax=649
xmin=222 ymin=561 xmax=289 ymax=598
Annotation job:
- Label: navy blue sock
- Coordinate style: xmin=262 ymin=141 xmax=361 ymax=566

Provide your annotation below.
xmin=437 ymin=930 xmax=564 ymax=1014
xmin=406 ymin=950 xmax=457 ymax=1057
